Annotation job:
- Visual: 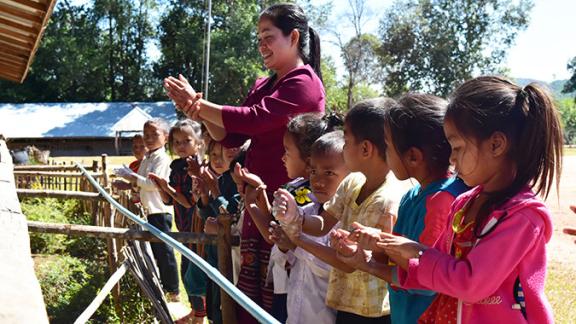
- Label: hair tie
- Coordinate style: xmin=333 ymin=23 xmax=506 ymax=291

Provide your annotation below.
xmin=515 ymin=88 xmax=529 ymax=114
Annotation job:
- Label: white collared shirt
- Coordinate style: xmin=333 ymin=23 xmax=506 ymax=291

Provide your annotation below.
xmin=135 ymin=147 xmax=172 ymax=215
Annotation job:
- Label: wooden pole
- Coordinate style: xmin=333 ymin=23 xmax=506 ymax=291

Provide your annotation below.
xmin=101 ymin=154 xmax=109 ymax=188
xmin=217 ymin=214 xmax=237 ymax=324
xmin=26 ymin=221 xmax=239 ymax=245
xmin=73 ymin=262 xmax=128 ymax=324
xmin=16 ymin=189 xmax=103 ymax=201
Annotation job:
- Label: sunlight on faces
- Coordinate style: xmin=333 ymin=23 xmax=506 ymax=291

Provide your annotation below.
xmin=310 ymin=151 xmax=350 ymax=204
xmin=444 ymin=119 xmax=504 ymax=188
xmin=257 ymin=18 xmax=299 ymax=72
xmin=383 ymin=127 xmax=410 ymax=181
xmin=132 ymin=136 xmax=147 ymax=160
xmin=282 ymin=132 xmax=308 ymax=179
xmin=222 ymin=146 xmax=241 ymax=168
xmin=209 ymin=142 xmax=227 ymax=175
xmin=171 ymin=128 xmax=200 ymax=158
xmin=342 ymin=123 xmax=363 ymax=172
xmin=143 ymin=123 xmax=167 ymax=151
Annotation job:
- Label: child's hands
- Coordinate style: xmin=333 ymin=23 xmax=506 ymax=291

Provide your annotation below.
xmin=186 ymin=155 xmax=202 ymax=178
xmin=375 ymin=232 xmax=426 ymax=261
xmin=232 ymin=163 xmax=266 ymax=195
xmin=199 ymin=165 xmax=220 ymax=198
xmin=269 ymin=221 xmax=296 ymax=252
xmin=191 ymin=176 xmax=209 ymax=205
xmin=204 ymin=217 xmax=219 ymax=235
xmin=272 ymin=189 xmax=300 ymax=225
xmin=148 ymin=173 xmax=168 ymax=191
xmin=331 ymin=229 xmax=371 ymax=268
xmin=348 ymin=222 xmax=385 ymax=251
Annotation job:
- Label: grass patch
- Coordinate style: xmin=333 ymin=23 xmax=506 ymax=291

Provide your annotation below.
xmin=546 ymin=261 xmax=576 ymax=323
xmin=563 ymin=147 xmax=576 ymax=156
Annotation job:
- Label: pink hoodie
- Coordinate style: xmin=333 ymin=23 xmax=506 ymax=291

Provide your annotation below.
xmin=397 ymin=185 xmax=554 ymax=324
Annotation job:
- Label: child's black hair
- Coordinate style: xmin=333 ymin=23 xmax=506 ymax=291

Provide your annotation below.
xmin=345 ymin=97 xmax=396 ymax=160
xmin=168 ymin=119 xmax=202 ymax=153
xmin=228 ymin=143 xmax=249 ymax=172
xmin=385 ymin=93 xmax=450 ymax=175
xmin=446 ymin=76 xmax=563 ymax=236
xmin=286 ymin=112 xmax=344 ymax=161
xmin=311 ymin=130 xmax=345 ymax=158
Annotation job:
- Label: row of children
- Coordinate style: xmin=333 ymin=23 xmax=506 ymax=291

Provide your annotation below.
xmin=118 ymin=74 xmax=560 ymax=324
xmin=115 ymin=118 xmax=250 ymax=324
xmin=233 ymin=76 xmax=560 ymax=323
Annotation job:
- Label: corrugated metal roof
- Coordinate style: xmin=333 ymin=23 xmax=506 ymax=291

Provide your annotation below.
xmin=0 ymin=101 xmax=179 ymax=138
xmin=0 ymin=0 xmax=57 ymax=83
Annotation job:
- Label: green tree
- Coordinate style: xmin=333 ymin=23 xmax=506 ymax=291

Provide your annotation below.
xmin=0 ymin=1 xmax=108 ymax=102
xmin=92 ymin=0 xmax=157 ymax=101
xmin=563 ymin=56 xmax=576 ymax=102
xmin=378 ymin=0 xmax=533 ymax=97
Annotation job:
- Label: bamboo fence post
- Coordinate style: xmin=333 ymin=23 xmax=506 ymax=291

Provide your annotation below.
xmin=101 ymin=154 xmax=109 ymax=188
xmin=217 ymin=213 xmax=237 ymax=324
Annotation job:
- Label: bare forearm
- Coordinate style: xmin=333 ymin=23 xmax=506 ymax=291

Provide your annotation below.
xmin=198 ymin=100 xmax=224 ymax=127
xmin=302 ymin=211 xmax=338 ymax=236
xmin=294 ymin=236 xmax=354 ymax=273
xmin=246 ymin=203 xmax=274 ymax=244
xmin=360 ymin=259 xmax=394 ymax=282
xmin=203 ymin=119 xmax=227 ymax=142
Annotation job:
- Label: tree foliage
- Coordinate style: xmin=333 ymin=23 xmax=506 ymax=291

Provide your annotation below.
xmin=563 ymin=56 xmax=576 ymax=102
xmin=378 ymin=0 xmax=533 ymax=97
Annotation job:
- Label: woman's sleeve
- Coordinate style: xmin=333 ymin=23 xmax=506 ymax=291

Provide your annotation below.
xmin=221 ymin=72 xmax=323 ymax=136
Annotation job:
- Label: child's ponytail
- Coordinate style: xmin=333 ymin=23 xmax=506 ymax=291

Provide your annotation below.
xmin=446 ymin=76 xmax=563 ymax=237
xmin=287 ymin=113 xmax=343 ymax=161
xmin=516 ymin=84 xmax=563 ymax=199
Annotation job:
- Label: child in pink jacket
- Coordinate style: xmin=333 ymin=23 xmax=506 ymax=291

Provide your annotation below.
xmin=351 ymin=77 xmax=561 ymax=323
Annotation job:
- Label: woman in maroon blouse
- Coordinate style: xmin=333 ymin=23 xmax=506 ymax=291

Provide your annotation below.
xmin=164 ymin=3 xmax=325 ymax=322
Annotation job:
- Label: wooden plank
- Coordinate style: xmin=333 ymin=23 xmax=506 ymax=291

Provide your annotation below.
xmin=19 ymin=0 xmax=56 ymax=82
xmin=0 ymin=3 xmax=44 ymax=24
xmin=73 ymin=262 xmax=128 ymax=324
xmin=17 ymin=189 xmax=103 ymax=201
xmin=0 ymin=41 xmax=30 ymax=56
xmin=9 ymin=0 xmax=49 ymax=12
xmin=0 ymin=50 xmax=28 ymax=63
xmin=26 ymin=220 xmax=241 ymax=245
xmin=0 ymin=33 xmax=33 ymax=49
xmin=217 ymin=214 xmax=237 ymax=324
xmin=0 ymin=16 xmax=37 ymax=34
xmin=0 ymin=70 xmax=22 ymax=82
xmin=14 ymin=164 xmax=86 ymax=171
xmin=0 ymin=62 xmax=25 ymax=75
xmin=0 ymin=25 xmax=35 ymax=43
xmin=14 ymin=171 xmax=104 ymax=178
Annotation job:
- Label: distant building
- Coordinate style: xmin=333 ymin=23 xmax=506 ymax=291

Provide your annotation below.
xmin=0 ymin=102 xmax=179 ymax=156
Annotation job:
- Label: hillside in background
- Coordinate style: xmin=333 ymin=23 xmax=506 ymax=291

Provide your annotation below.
xmin=515 ymin=78 xmax=575 ymax=100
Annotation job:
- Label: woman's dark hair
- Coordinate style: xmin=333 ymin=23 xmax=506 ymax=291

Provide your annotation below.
xmin=345 ymin=97 xmax=397 ymax=160
xmin=311 ymin=130 xmax=345 ymax=158
xmin=385 ymin=93 xmax=450 ymax=175
xmin=446 ymin=76 xmax=563 ymax=236
xmin=286 ymin=112 xmax=344 ymax=161
xmin=260 ymin=3 xmax=322 ymax=81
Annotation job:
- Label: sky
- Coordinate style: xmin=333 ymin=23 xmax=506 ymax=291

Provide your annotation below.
xmin=65 ymin=0 xmax=576 ymax=82
xmin=314 ymin=0 xmax=576 ymax=82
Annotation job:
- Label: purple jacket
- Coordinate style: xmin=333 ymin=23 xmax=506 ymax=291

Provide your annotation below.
xmin=220 ymin=64 xmax=325 ymax=193
xmin=398 ymin=185 xmax=554 ymax=324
